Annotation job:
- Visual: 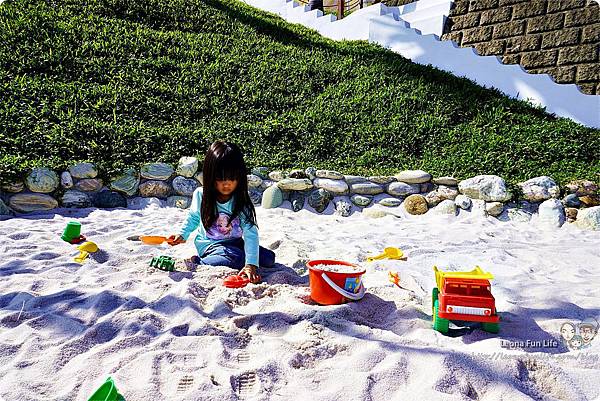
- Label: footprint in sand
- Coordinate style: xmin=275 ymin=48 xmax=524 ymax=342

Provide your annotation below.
xmin=235 ymin=371 xmax=258 ymax=399
xmin=8 ymin=232 xmax=30 ymax=240
xmin=98 ymin=224 xmax=125 ymax=232
xmin=408 ymin=248 xmax=437 ymax=257
xmin=513 ymin=358 xmax=576 ymax=400
xmin=223 ymin=345 xmax=259 ymax=398
xmin=30 ymin=252 xmax=62 ymax=261
xmin=237 ymin=350 xmax=250 ymax=365
xmin=89 ymin=250 xmax=109 ymax=264
xmin=268 ymin=240 xmax=282 ymax=250
xmin=296 ymin=244 xmax=315 ymax=259
xmin=157 ymin=352 xmax=203 ymax=396
xmin=292 ymin=259 xmax=308 ymax=274
xmin=188 ymin=282 xmax=209 ymax=299
xmin=176 ymin=375 xmax=194 ymax=393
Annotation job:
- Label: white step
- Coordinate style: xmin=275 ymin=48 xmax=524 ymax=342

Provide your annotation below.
xmin=286 ymin=1 xmax=311 ymax=23
xmin=299 ymin=9 xmax=324 ymax=26
xmin=288 ymin=0 xmax=310 ymax=11
xmin=397 ymin=1 xmax=452 ymax=22
xmin=286 ymin=2 xmax=338 ymax=27
xmin=398 ymin=0 xmax=453 ymax=14
xmin=336 ymin=2 xmax=391 ymax=19
xmin=386 ymin=0 xmax=452 ymax=36
xmin=405 ymin=14 xmax=447 ymax=37
xmin=316 ymin=12 xmax=337 ymax=23
xmin=317 ymin=3 xmax=394 ymax=41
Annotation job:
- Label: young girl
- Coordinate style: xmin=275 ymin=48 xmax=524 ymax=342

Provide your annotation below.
xmin=169 ymin=141 xmax=275 ymax=283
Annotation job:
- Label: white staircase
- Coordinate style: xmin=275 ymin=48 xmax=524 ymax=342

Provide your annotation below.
xmin=245 ymin=0 xmax=451 ymax=37
xmin=387 ymin=0 xmax=453 ymax=36
xmin=241 ymin=0 xmax=600 ymax=128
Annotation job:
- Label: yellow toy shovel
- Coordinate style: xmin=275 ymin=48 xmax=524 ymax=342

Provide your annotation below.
xmin=74 ymin=241 xmax=99 ymax=263
xmin=366 ymin=247 xmax=404 ymax=262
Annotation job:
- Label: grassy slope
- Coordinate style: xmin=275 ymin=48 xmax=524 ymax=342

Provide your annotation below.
xmin=0 ymin=0 xmax=598 ymax=185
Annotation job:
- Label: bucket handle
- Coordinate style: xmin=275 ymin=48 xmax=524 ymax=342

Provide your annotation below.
xmin=321 ymin=272 xmax=365 ymax=301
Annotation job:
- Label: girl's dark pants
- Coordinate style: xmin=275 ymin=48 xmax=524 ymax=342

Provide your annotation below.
xmin=194 ymin=238 xmax=275 ymax=269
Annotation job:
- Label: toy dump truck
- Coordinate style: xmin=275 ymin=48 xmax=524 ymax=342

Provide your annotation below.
xmin=432 ymin=266 xmax=500 ymax=334
xmin=149 ymin=255 xmax=176 ymax=272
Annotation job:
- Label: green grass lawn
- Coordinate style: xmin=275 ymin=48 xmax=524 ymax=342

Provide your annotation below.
xmin=0 ymin=0 xmax=598 ymax=185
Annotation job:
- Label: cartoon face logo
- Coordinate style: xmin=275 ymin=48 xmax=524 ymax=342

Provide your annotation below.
xmin=560 ymin=322 xmax=576 ymax=342
xmin=578 ymin=318 xmax=598 ymax=346
xmin=206 ymin=212 xmax=242 ymax=240
xmin=569 ymin=335 xmax=584 ymax=350
xmin=580 ymin=326 xmax=596 ymax=343
xmin=560 ymin=318 xmax=598 ymax=351
xmin=216 ymin=214 xmax=232 ymax=235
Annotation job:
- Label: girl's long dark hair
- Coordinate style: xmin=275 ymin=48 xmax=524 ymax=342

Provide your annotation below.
xmin=201 ymin=141 xmax=257 ymax=231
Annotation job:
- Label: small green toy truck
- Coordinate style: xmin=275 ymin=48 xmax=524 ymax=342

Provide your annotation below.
xmin=149 ymin=256 xmax=176 ymax=272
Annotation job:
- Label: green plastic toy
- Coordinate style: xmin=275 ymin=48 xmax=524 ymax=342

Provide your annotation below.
xmin=88 ymin=377 xmax=125 ymax=401
xmin=150 ymin=255 xmax=176 ymax=272
xmin=62 ymin=221 xmax=86 ymax=244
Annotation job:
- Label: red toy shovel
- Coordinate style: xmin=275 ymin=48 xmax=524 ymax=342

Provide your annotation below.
xmin=223 ymin=274 xmax=261 ymax=288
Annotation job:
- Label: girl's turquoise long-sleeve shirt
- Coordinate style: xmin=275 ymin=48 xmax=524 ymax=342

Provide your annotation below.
xmin=179 ymin=188 xmax=259 ymax=266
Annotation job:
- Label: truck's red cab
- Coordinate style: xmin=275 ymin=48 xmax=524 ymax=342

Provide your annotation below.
xmin=437 ymin=277 xmax=499 ymax=323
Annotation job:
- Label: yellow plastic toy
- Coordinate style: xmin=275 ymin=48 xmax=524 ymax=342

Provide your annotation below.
xmin=433 ymin=266 xmax=494 ymax=290
xmin=366 ymin=247 xmax=404 ymax=262
xmin=74 ymin=241 xmax=99 ymax=263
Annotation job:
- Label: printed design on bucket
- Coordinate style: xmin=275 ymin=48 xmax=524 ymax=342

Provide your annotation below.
xmin=344 ymin=277 xmax=361 ymax=293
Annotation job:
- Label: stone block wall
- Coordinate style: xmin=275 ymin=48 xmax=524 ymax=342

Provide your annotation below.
xmin=380 ymin=0 xmax=416 ymax=5
xmin=440 ymin=0 xmax=600 ymax=94
xmin=2 ymin=161 xmax=600 ymax=230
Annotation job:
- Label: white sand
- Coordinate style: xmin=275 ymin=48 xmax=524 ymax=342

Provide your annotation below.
xmin=1 ymin=201 xmax=599 ymax=400
xmin=309 ymin=264 xmax=363 ymax=273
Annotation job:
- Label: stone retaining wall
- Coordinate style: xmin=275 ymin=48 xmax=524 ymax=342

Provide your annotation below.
xmin=1 ymin=158 xmax=599 ymax=230
xmin=440 ymin=0 xmax=600 ymax=95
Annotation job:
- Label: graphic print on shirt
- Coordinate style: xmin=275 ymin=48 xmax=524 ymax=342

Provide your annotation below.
xmin=206 ymin=212 xmax=242 ymax=240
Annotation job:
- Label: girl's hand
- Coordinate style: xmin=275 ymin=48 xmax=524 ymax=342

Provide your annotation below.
xmin=167 ymin=234 xmax=186 ymax=246
xmin=239 ymin=264 xmax=260 ymax=283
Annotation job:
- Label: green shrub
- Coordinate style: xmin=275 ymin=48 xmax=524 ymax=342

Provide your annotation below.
xmin=0 ymin=0 xmax=598 ymax=186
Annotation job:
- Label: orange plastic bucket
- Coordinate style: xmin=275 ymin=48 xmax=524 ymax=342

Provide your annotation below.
xmin=307 ymin=259 xmax=366 ymax=305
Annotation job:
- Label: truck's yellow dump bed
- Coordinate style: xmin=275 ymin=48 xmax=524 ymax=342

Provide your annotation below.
xmin=433 ymin=266 xmax=494 ymax=290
